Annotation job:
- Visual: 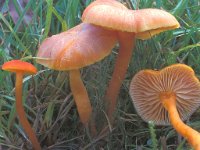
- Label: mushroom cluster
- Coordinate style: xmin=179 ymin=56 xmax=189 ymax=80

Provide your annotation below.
xmin=2 ymin=0 xmax=200 ymax=149
xmin=129 ymin=64 xmax=200 ymax=149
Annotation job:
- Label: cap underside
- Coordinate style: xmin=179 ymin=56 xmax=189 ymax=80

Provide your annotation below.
xmin=129 ymin=64 xmax=200 ymax=125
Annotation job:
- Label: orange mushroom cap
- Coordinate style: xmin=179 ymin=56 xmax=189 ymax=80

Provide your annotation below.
xmin=82 ymin=0 xmax=180 ymax=39
xmin=37 ymin=23 xmax=117 ymax=70
xmin=129 ymin=64 xmax=200 ymax=125
xmin=2 ymin=60 xmax=37 ymax=74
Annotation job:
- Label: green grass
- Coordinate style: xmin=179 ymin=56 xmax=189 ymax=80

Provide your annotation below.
xmin=0 ymin=0 xmax=200 ymax=149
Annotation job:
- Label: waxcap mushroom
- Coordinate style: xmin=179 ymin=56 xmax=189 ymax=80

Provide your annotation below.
xmin=2 ymin=59 xmax=37 ymax=74
xmin=129 ymin=64 xmax=200 ymax=125
xmin=2 ymin=60 xmax=41 ymax=150
xmin=37 ymin=23 xmax=117 ymax=126
xmin=37 ymin=23 xmax=117 ymax=70
xmin=82 ymin=0 xmax=180 ymax=39
xmin=82 ymin=0 xmax=180 ymax=122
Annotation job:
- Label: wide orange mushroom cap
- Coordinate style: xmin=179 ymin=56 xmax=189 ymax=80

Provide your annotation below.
xmin=37 ymin=23 xmax=117 ymax=70
xmin=129 ymin=64 xmax=200 ymax=125
xmin=2 ymin=60 xmax=37 ymax=74
xmin=82 ymin=0 xmax=180 ymax=123
xmin=82 ymin=0 xmax=180 ymax=39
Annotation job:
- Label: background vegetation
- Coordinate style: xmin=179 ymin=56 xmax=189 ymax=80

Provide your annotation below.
xmin=0 ymin=0 xmax=200 ymax=149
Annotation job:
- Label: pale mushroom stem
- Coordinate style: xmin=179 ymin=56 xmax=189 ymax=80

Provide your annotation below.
xmin=15 ymin=73 xmax=41 ymax=150
xmin=69 ymin=69 xmax=92 ymax=126
xmin=105 ymin=32 xmax=135 ymax=120
xmin=161 ymin=92 xmax=200 ymax=149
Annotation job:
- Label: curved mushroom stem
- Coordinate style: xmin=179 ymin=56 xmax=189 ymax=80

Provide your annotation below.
xmin=15 ymin=73 xmax=41 ymax=150
xmin=69 ymin=69 xmax=92 ymax=126
xmin=105 ymin=32 xmax=135 ymax=121
xmin=160 ymin=92 xmax=200 ymax=149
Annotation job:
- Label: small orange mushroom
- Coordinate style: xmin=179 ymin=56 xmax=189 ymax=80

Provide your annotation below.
xmin=82 ymin=0 xmax=180 ymax=120
xmin=129 ymin=64 xmax=200 ymax=149
xmin=37 ymin=23 xmax=117 ymax=126
xmin=2 ymin=60 xmax=41 ymax=150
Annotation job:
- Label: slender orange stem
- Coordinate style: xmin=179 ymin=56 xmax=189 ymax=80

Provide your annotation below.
xmin=15 ymin=73 xmax=41 ymax=150
xmin=69 ymin=69 xmax=92 ymax=126
xmin=161 ymin=92 xmax=200 ymax=149
xmin=105 ymin=32 xmax=135 ymax=120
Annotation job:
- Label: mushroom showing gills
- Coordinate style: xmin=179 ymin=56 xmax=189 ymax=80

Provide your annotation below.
xmin=37 ymin=23 xmax=117 ymax=126
xmin=82 ymin=0 xmax=180 ymax=120
xmin=2 ymin=60 xmax=41 ymax=150
xmin=129 ymin=64 xmax=200 ymax=149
